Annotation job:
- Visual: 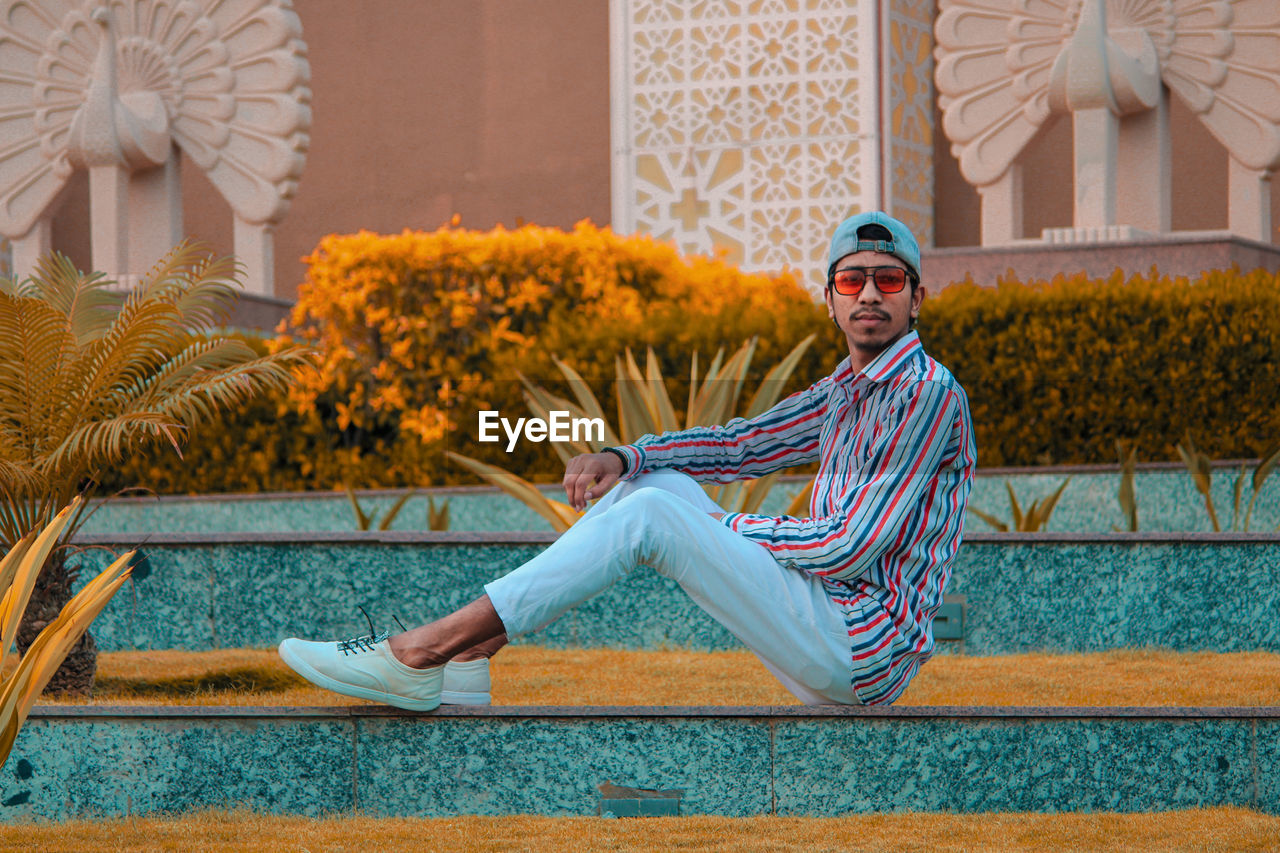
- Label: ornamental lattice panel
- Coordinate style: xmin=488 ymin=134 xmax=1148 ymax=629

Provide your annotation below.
xmin=610 ymin=0 xmax=935 ymax=291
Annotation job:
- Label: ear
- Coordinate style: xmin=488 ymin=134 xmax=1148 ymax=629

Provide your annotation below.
xmin=824 ymin=285 xmax=835 ymax=318
xmin=910 ymin=284 xmax=927 ymax=320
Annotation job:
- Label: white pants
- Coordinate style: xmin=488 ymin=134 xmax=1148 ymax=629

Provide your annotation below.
xmin=484 ymin=469 xmax=858 ymax=705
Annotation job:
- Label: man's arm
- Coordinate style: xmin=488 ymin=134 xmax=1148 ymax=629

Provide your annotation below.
xmin=611 ymin=376 xmax=831 ymax=485
xmin=720 ymin=380 xmax=968 ymax=581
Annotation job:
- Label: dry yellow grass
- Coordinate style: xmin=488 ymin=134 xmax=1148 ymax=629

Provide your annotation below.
xmin=1 ymin=808 xmax=1278 ymax=852
xmin=32 ymin=646 xmax=1280 ymax=707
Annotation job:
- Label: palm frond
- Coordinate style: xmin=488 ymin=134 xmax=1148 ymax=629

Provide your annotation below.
xmin=549 ymin=357 xmax=613 ymax=431
xmin=149 ymin=347 xmax=311 ymax=426
xmin=615 ymin=351 xmax=651 ymax=441
xmin=22 ymin=252 xmax=121 ymax=345
xmin=0 ymin=246 xmax=315 ymax=567
xmin=688 ymin=340 xmax=753 ymax=427
xmin=0 ymin=294 xmax=76 ymax=461
xmin=51 ymin=299 xmax=189 ymax=440
xmin=108 ymin=338 xmax=260 ymax=411
xmin=135 ymin=243 xmax=240 ymax=331
xmin=518 ymin=386 xmax=599 ymax=465
xmin=0 ymin=466 xmax=49 ymax=553
xmin=967 ymin=505 xmax=1010 ymax=532
xmin=1244 ymin=442 xmax=1280 ymax=531
xmin=38 ymin=413 xmax=184 ymax=480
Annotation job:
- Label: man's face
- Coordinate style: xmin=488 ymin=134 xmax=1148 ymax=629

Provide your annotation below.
xmin=825 ymin=250 xmax=926 ymax=365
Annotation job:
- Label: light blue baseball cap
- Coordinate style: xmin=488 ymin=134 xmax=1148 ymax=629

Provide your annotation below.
xmin=826 ymin=211 xmax=921 ymax=282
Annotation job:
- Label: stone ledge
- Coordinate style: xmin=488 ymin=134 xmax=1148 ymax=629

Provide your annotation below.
xmin=9 ymin=705 xmax=1280 ymax=819
xmin=924 ymin=231 xmax=1280 ymax=285
xmin=60 ymin=538 xmax=1280 ymax=654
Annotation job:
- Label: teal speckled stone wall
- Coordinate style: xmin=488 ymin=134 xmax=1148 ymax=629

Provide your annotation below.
xmin=5 ymin=707 xmax=1275 ymax=819
xmin=71 ymin=533 xmax=1280 ymax=654
xmin=75 ymin=464 xmax=1280 ymax=536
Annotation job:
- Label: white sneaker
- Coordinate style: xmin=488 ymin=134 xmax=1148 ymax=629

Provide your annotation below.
xmin=441 ymin=658 xmax=491 ymax=705
xmin=278 ymin=632 xmax=443 ymax=712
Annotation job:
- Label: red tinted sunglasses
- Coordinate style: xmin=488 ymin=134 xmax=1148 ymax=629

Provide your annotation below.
xmin=829 ymin=266 xmax=911 ymax=296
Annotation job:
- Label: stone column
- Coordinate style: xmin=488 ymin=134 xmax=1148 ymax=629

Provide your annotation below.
xmin=978 ymin=167 xmax=1024 ymax=245
xmin=1116 ymin=88 xmax=1170 ymax=234
xmin=10 ymin=219 xmax=52 ymax=281
xmin=235 ymin=216 xmax=275 ymax=296
xmin=1228 ymin=158 xmax=1272 ymax=243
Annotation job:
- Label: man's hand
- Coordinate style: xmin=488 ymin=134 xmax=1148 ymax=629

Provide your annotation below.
xmin=563 ymin=452 xmax=625 ymax=511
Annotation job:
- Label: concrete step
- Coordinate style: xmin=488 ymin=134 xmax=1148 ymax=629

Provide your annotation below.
xmin=9 ymin=703 xmax=1278 ymax=820
xmin=72 ymin=531 xmax=1280 ymax=654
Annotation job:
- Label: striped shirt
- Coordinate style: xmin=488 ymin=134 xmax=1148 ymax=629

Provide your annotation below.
xmin=612 ymin=331 xmax=975 ymax=705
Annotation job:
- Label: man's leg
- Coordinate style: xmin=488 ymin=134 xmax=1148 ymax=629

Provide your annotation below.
xmin=449 ymin=634 xmax=508 ymax=662
xmin=430 ymin=470 xmax=708 ymax=665
xmin=474 ymin=470 xmax=857 ymax=704
xmin=284 ymin=471 xmax=856 ymax=706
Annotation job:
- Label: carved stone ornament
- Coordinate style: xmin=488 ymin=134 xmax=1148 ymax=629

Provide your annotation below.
xmin=0 ymin=0 xmax=311 ymax=292
xmin=935 ymin=0 xmax=1280 ymax=243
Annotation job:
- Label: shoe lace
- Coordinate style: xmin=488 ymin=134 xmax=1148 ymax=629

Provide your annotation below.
xmin=336 ymin=607 xmax=408 ymax=656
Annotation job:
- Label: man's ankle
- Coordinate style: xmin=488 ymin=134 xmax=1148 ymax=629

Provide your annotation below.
xmin=386 ymin=636 xmax=448 ymax=670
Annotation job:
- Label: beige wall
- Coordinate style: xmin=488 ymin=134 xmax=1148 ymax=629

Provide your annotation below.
xmin=48 ymin=5 xmax=1279 ymax=297
xmin=54 ymin=0 xmax=612 ymax=297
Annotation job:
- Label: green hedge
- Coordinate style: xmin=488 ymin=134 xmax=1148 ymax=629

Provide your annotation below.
xmin=919 ymin=268 xmax=1280 ymax=466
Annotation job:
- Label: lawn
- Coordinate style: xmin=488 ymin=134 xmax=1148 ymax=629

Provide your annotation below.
xmin=36 ymin=646 xmax=1280 ymax=707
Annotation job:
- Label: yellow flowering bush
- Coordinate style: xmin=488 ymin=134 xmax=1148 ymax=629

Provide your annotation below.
xmin=280 ymin=221 xmax=826 ymax=484
xmin=107 ymin=222 xmax=827 ymax=492
xmin=919 ymin=267 xmax=1280 ymax=465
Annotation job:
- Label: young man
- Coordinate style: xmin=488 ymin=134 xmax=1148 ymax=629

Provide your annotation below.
xmin=279 ymin=211 xmax=975 ymax=708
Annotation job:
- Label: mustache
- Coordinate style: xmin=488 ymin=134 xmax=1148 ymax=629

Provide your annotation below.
xmin=851 ymin=310 xmax=891 ymax=321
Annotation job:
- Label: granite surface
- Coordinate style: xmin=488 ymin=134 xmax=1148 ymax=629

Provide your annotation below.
xmin=71 ymin=537 xmax=1280 ymax=654
xmin=3 ymin=716 xmax=351 ymax=820
xmin=354 ymin=716 xmax=772 ymax=816
xmin=950 ymin=540 xmax=1280 ymax=654
xmin=75 ymin=465 xmax=1280 ymax=536
xmin=772 ymin=717 xmax=1255 ymax=814
xmin=4 ymin=707 xmax=1277 ymax=819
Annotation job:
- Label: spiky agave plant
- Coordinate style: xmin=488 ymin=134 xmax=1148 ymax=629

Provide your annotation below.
xmin=449 ymin=335 xmax=817 ymax=531
xmin=0 ymin=498 xmax=136 ymax=766
xmin=0 ymin=244 xmax=312 ymax=693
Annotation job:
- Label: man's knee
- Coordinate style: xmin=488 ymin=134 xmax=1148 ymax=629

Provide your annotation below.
xmin=610 ymin=486 xmax=686 ymax=523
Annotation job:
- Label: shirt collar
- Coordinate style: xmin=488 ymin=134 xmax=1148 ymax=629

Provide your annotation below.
xmin=852 ymin=331 xmax=923 ymax=385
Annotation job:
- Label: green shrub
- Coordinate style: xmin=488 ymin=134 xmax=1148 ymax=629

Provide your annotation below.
xmin=919 ymin=267 xmax=1280 ymax=465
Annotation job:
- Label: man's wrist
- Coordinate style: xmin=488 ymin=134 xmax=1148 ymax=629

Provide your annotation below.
xmin=602 ymin=446 xmax=630 ymax=475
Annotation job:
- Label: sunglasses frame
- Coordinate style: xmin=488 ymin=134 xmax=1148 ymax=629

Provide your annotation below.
xmin=828 ymin=265 xmax=914 ymax=296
